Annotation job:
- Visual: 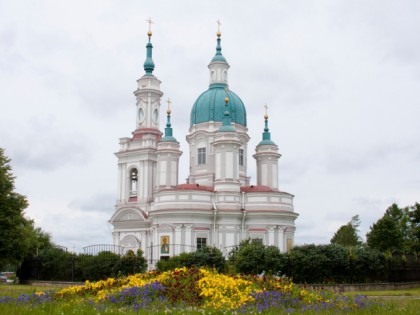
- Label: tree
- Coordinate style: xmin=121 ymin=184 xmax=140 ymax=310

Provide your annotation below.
xmin=366 ymin=212 xmax=404 ymax=252
xmin=156 ymin=246 xmax=225 ymax=272
xmin=227 ymin=239 xmax=282 ymax=275
xmin=0 ymin=148 xmax=34 ymax=269
xmin=331 ymin=215 xmax=362 ymax=246
xmin=407 ymin=203 xmax=420 ymax=253
xmin=190 ymin=246 xmax=225 ymax=272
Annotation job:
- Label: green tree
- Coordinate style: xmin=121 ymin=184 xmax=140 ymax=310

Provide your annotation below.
xmin=331 ymin=215 xmax=362 ymax=246
xmin=366 ymin=212 xmax=404 ymax=252
xmin=407 ymin=203 xmax=420 ymax=253
xmin=156 ymin=246 xmax=225 ymax=272
xmin=0 ymin=148 xmax=34 ymax=269
xmin=115 ymin=249 xmax=147 ymax=276
xmin=190 ymin=246 xmax=225 ymax=272
xmin=227 ymin=239 xmax=282 ymax=275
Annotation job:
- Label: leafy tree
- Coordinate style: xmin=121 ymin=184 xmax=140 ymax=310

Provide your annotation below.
xmin=156 ymin=246 xmax=225 ymax=272
xmin=366 ymin=212 xmax=404 ymax=252
xmin=407 ymin=203 xmax=420 ymax=253
xmin=227 ymin=239 xmax=282 ymax=275
xmin=331 ymin=215 xmax=362 ymax=246
xmin=190 ymin=246 xmax=225 ymax=272
xmin=283 ymin=244 xmax=387 ymax=283
xmin=0 ymin=148 xmax=34 ymax=269
xmin=115 ymin=249 xmax=147 ymax=276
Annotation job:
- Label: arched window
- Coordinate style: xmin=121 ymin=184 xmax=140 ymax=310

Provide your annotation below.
xmin=239 ymin=149 xmax=244 ymax=166
xmin=130 ymin=168 xmax=138 ymax=196
xmin=197 ymin=147 xmax=206 ymax=165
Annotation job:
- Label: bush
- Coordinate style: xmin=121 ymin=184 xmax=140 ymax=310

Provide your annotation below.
xmin=282 ymin=244 xmax=387 ymax=283
xmin=227 ymin=239 xmax=282 ymax=275
xmin=156 ymin=247 xmax=225 ymax=272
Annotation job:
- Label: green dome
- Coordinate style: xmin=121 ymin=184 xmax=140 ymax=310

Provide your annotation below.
xmin=190 ymin=83 xmax=247 ymax=127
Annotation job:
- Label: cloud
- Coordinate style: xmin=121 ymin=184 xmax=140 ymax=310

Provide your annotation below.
xmin=68 ymin=193 xmax=115 ymax=214
xmin=5 ymin=118 xmax=91 ymax=172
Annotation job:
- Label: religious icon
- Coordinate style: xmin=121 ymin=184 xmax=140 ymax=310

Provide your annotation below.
xmin=161 ymin=235 xmax=169 ymax=254
xmin=287 ymin=239 xmax=293 ymax=252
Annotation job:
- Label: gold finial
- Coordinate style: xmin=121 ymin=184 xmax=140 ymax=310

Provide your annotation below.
xmin=146 ymin=17 xmax=154 ymax=37
xmin=216 ymin=18 xmax=221 ymax=37
xmin=264 ymin=104 xmax=269 ymax=119
xmin=224 ymin=85 xmax=229 ymax=103
xmin=166 ymin=98 xmax=172 ymax=114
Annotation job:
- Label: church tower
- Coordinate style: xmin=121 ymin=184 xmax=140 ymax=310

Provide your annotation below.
xmin=115 ymin=22 xmax=163 ymax=204
xmin=253 ymin=107 xmax=281 ymax=190
xmin=187 ymin=28 xmax=250 ymax=187
xmin=156 ymin=99 xmax=182 ymax=190
xmin=110 ymin=20 xmax=163 ymax=254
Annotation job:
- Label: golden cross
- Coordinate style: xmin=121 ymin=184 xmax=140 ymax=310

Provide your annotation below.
xmin=146 ymin=17 xmax=154 ymax=33
xmin=166 ymin=98 xmax=172 ymax=111
xmin=217 ymin=18 xmax=221 ymax=33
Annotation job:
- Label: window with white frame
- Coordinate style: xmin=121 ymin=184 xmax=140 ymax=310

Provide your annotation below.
xmin=197 ymin=147 xmax=206 ymax=165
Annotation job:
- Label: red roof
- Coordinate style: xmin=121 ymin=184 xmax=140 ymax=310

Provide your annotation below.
xmin=240 ymin=185 xmax=273 ymax=192
xmin=175 ymin=183 xmax=214 ymax=192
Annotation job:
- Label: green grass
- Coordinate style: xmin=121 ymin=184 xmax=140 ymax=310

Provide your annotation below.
xmin=0 ymin=284 xmax=57 ymax=298
xmin=345 ymin=287 xmax=420 ymax=297
xmin=1 ymin=284 xmax=420 ymax=314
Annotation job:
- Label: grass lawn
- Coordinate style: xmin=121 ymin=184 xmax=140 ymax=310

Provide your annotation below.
xmin=344 ymin=287 xmax=420 ymax=297
xmin=0 ymin=284 xmax=58 ymax=298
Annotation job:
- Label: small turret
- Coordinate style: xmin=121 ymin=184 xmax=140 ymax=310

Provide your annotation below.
xmin=156 ymin=98 xmax=182 ymax=190
xmin=253 ymin=105 xmax=281 ymax=190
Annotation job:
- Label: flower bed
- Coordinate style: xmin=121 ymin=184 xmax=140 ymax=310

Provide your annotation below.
xmin=0 ymin=267 xmax=374 ymax=313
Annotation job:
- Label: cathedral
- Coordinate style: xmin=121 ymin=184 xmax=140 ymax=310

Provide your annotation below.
xmin=109 ymin=23 xmax=299 ymax=267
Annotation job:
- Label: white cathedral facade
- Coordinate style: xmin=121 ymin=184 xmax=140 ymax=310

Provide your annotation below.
xmin=109 ymin=27 xmax=298 ymax=267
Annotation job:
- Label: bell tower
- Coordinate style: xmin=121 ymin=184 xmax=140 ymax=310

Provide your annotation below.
xmin=115 ymin=19 xmax=163 ymax=204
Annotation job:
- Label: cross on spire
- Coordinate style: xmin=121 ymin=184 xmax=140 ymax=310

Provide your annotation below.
xmin=146 ymin=17 xmax=154 ymax=34
xmin=264 ymin=104 xmax=269 ymax=116
xmin=166 ymin=98 xmax=172 ymax=111
xmin=217 ymin=18 xmax=221 ymax=32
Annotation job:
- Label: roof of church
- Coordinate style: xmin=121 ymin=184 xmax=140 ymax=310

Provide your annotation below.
xmin=190 ymin=86 xmax=246 ymax=127
xmin=240 ymin=185 xmax=274 ymax=192
xmin=175 ymin=183 xmax=214 ymax=192
xmin=190 ymin=33 xmax=247 ymax=127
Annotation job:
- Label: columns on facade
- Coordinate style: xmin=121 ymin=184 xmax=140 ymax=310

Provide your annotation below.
xmin=184 ymin=224 xmax=193 ymax=252
xmin=267 ymin=225 xmax=275 ymax=246
xmin=174 ymin=224 xmax=182 ymax=255
xmin=112 ymin=232 xmax=120 ymax=246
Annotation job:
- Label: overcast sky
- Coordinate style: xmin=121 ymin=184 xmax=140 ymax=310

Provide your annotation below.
xmin=1 ymin=0 xmax=419 ymax=253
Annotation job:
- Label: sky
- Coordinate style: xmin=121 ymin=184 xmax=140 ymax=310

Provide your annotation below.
xmin=1 ymin=0 xmax=419 ymax=253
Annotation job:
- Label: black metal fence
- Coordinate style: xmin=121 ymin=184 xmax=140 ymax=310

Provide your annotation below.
xmin=18 ymin=253 xmax=146 ymax=282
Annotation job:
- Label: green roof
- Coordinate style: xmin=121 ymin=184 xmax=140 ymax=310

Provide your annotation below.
xmin=190 ymin=84 xmax=247 ymax=127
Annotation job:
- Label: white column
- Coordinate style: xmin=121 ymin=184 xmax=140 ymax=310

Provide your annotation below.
xmin=113 ymin=232 xmax=120 ymax=246
xmin=267 ymin=225 xmax=275 ymax=246
xmin=140 ymin=231 xmax=146 ymax=255
xmin=185 ymin=224 xmax=193 ymax=252
xmin=152 ymin=226 xmax=158 ymax=264
xmin=174 ymin=224 xmax=182 ymax=255
xmin=278 ymin=226 xmax=285 ymax=252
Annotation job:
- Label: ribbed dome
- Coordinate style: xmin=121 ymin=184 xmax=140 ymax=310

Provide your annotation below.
xmin=190 ymin=83 xmax=247 ymax=127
